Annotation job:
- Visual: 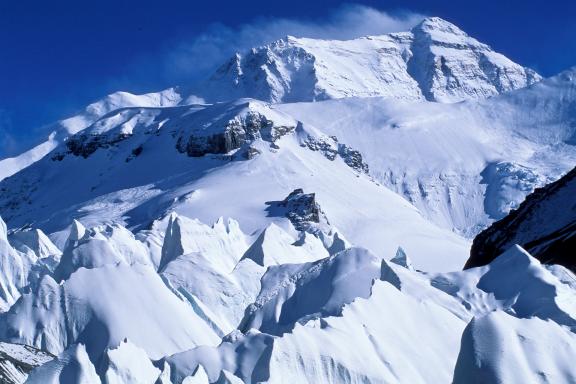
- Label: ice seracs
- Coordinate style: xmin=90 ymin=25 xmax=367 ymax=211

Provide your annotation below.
xmin=26 ymin=343 xmax=100 ymax=384
xmin=161 ymin=241 xmax=576 ymax=383
xmin=239 ymin=247 xmax=382 ymax=335
xmin=0 ymin=263 xmax=221 ymax=360
xmin=453 ymin=311 xmax=576 ymax=384
xmin=8 ymin=228 xmax=61 ymax=260
xmin=0 ymin=216 xmax=43 ymax=311
xmin=104 ymin=339 xmax=161 ymax=384
xmin=0 ymin=216 xmax=7 ymax=243
xmin=0 ymin=212 xmax=573 ymax=383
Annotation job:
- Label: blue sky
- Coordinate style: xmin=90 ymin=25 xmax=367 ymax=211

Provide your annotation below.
xmin=1 ymin=0 xmax=575 ymax=156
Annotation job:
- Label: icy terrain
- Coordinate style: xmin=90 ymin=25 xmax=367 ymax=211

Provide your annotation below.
xmin=0 ymin=215 xmax=574 ymax=383
xmin=0 ymin=16 xmax=574 ymax=384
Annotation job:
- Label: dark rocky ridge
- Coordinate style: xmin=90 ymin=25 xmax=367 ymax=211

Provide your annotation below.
xmin=303 ymin=134 xmax=369 ymax=173
xmin=52 ymin=132 xmax=132 ymax=160
xmin=176 ymin=110 xmax=295 ymax=157
xmin=280 ymin=188 xmax=323 ymax=231
xmin=266 ymin=188 xmax=330 ymax=233
xmin=467 ymin=166 xmax=576 ymax=272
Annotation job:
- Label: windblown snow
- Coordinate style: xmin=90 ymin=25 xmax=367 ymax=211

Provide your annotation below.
xmin=0 ymin=16 xmax=575 ymax=384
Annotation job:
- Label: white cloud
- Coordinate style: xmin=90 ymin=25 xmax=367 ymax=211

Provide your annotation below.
xmin=161 ymin=4 xmax=425 ymax=84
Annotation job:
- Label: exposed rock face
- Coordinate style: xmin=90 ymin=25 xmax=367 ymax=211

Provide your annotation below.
xmin=61 ymin=132 xmax=131 ymax=159
xmin=177 ymin=110 xmax=288 ymax=157
xmin=337 ymin=143 xmax=370 ymax=173
xmin=175 ymin=100 xmax=297 ymax=157
xmin=279 ymin=189 xmax=324 ymax=232
xmin=467 ymin=166 xmax=576 ymax=272
xmin=265 ymin=188 xmax=331 ymax=234
xmin=0 ymin=342 xmax=54 ymax=384
xmin=304 ymin=135 xmax=369 ymax=173
xmin=51 ymin=107 xmax=162 ymax=160
xmin=202 ymin=17 xmax=541 ymax=103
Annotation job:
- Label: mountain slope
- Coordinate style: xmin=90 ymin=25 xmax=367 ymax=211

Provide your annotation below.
xmin=278 ymin=67 xmax=576 ymax=236
xmin=2 ymin=69 xmax=575 ymax=246
xmin=0 ymin=88 xmax=184 ymax=182
xmin=0 ymin=98 xmax=469 ymax=271
xmin=467 ymin=165 xmax=576 ymax=272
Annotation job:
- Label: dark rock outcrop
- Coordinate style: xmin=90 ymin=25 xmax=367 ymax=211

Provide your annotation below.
xmin=52 ymin=132 xmax=132 ymax=160
xmin=304 ymin=135 xmax=369 ymax=173
xmin=176 ymin=110 xmax=295 ymax=157
xmin=280 ymin=189 xmax=322 ymax=231
xmin=266 ymin=188 xmax=330 ymax=232
xmin=467 ymin=166 xmax=576 ymax=272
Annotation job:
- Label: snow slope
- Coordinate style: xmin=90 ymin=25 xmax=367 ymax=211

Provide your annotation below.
xmin=278 ymin=68 xmax=576 ymax=236
xmin=0 ymin=98 xmax=470 ymax=272
xmin=3 ymin=69 xmax=575 ymax=261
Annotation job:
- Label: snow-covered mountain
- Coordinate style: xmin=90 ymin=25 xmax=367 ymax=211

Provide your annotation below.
xmin=202 ymin=17 xmax=540 ymax=103
xmin=0 ymin=16 xmax=575 ymax=384
xmin=0 ymin=17 xmax=541 ymax=184
xmin=0 ymin=88 xmax=184 ymax=182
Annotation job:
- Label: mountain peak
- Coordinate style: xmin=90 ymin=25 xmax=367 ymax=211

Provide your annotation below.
xmin=282 ymin=35 xmax=299 ymax=43
xmin=67 ymin=220 xmax=86 ymax=244
xmin=413 ymin=17 xmax=466 ymax=36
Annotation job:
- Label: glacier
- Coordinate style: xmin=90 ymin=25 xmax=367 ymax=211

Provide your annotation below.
xmin=0 ymin=16 xmax=574 ymax=384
